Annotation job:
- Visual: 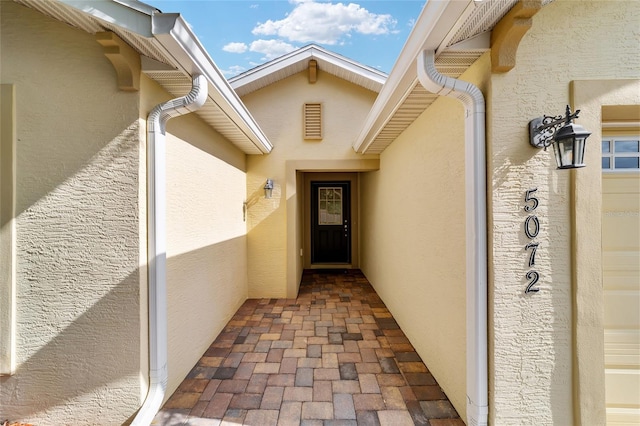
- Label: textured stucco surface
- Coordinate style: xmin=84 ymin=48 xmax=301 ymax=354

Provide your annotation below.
xmin=0 ymin=2 xmax=142 ymax=423
xmin=164 ymin=111 xmax=249 ymax=398
xmin=358 ymin=54 xmax=490 ymax=422
xmin=241 ymin=71 xmax=378 ymax=298
xmin=488 ymin=1 xmax=640 ymax=424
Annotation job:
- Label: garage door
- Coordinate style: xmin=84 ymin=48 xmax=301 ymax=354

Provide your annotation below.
xmin=602 ymin=137 xmax=640 ymax=425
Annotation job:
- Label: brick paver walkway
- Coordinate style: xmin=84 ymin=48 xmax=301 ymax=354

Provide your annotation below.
xmin=154 ymin=270 xmax=463 ymax=425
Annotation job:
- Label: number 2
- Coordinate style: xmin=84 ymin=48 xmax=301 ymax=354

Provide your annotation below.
xmin=525 ymin=271 xmax=540 ymax=293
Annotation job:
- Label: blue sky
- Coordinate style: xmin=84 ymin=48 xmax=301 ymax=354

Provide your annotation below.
xmin=152 ymin=0 xmax=426 ymax=77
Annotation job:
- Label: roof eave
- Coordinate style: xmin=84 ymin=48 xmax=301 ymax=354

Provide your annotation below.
xmin=352 ymin=0 xmax=475 ymax=154
xmin=59 ymin=0 xmax=157 ymax=36
xmin=151 ymin=13 xmax=273 ymax=154
xmin=58 ymin=0 xmax=273 ymax=154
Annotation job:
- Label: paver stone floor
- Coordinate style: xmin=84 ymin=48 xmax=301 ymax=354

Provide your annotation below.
xmin=154 ymin=269 xmax=463 ymax=426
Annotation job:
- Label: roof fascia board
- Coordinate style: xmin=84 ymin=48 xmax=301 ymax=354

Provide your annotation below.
xmin=435 ymin=1 xmax=486 ymax=55
xmin=353 ymin=0 xmax=474 ymax=153
xmin=229 ymin=48 xmax=315 ymax=88
xmin=151 ymin=13 xmax=273 ymax=154
xmin=58 ymin=0 xmax=156 ymax=36
xmin=306 ymin=45 xmax=387 ymax=83
xmin=314 ymin=50 xmax=387 ymax=85
xmin=230 ymin=44 xmax=386 ymax=92
xmin=446 ymin=31 xmax=491 ymax=51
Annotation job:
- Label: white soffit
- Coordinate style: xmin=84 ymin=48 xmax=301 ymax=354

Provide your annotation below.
xmin=230 ymin=44 xmax=387 ymax=97
xmin=15 ymin=0 xmax=272 ymax=155
xmin=354 ymin=0 xmax=548 ymax=154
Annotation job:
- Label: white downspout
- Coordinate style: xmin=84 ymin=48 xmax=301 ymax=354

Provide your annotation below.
xmin=132 ymin=74 xmax=207 ymax=426
xmin=417 ymin=50 xmax=488 ymax=426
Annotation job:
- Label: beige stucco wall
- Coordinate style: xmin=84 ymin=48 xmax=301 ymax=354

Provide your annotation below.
xmin=140 ymin=75 xmax=250 ymax=397
xmin=488 ymin=1 xmax=640 ymax=424
xmin=0 ymin=2 xmax=142 ymax=423
xmin=241 ymin=71 xmax=379 ymax=298
xmin=358 ymin=54 xmax=490 ymax=422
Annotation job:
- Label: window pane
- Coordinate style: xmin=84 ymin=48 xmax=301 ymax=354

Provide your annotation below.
xmin=615 ymin=140 xmax=639 ymax=153
xmin=602 ymin=141 xmax=610 ymax=153
xmin=318 ymin=187 xmax=342 ymax=225
xmin=602 ymin=157 xmax=611 ymax=169
xmin=615 ymin=157 xmax=640 ymax=169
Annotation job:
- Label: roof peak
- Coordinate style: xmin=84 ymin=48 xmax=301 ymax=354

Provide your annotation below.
xmin=229 ymin=44 xmax=386 ymax=97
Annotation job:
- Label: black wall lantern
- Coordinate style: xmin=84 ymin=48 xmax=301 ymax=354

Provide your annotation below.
xmin=529 ymin=105 xmax=591 ymax=169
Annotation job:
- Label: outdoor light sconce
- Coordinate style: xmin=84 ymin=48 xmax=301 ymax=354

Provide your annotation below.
xmin=264 ymin=179 xmax=274 ymax=199
xmin=529 ymin=105 xmax=591 ymax=169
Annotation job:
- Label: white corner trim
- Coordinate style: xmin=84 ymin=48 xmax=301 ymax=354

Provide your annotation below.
xmin=0 ymin=84 xmax=17 ymax=376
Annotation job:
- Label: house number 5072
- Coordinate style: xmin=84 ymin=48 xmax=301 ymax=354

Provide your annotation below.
xmin=524 ymin=188 xmax=540 ymax=293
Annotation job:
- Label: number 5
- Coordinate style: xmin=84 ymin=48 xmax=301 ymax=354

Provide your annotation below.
xmin=524 ymin=188 xmax=539 ymax=212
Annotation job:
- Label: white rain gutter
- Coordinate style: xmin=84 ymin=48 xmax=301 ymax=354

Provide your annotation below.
xmin=131 ymin=74 xmax=207 ymax=426
xmin=417 ymin=50 xmax=488 ymax=426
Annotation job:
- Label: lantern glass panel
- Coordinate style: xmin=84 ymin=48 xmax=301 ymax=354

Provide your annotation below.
xmin=554 ymin=136 xmax=586 ymax=169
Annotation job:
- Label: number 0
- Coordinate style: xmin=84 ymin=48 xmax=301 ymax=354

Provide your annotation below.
xmin=524 ymin=215 xmax=540 ymax=239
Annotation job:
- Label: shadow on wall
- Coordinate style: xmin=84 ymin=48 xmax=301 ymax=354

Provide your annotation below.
xmin=0 ymin=119 xmax=143 ymax=423
xmin=244 ymin=179 xmax=281 ymax=226
xmin=0 ymin=234 xmax=252 ymax=424
xmin=165 ymin=236 xmax=249 ymax=391
xmin=0 ymin=272 xmax=141 ymax=423
xmin=15 ymin=117 xmax=140 ymax=219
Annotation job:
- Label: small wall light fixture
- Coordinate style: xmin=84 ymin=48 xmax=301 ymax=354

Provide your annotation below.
xmin=264 ymin=179 xmax=274 ymax=199
xmin=529 ymin=105 xmax=591 ymax=169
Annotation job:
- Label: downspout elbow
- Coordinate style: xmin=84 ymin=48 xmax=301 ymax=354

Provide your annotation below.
xmin=148 ymin=74 xmax=208 ymax=133
xmin=132 ymin=74 xmax=207 ymax=426
xmin=417 ymin=50 xmax=485 ymax=114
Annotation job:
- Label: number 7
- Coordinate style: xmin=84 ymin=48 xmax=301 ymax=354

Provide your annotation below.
xmin=525 ymin=242 xmax=539 ymax=267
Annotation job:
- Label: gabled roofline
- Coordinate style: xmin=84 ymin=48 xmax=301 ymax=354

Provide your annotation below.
xmin=230 ymin=44 xmax=387 ymax=96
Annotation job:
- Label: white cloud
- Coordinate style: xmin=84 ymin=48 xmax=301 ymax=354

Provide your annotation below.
xmin=249 ymin=39 xmax=298 ymax=60
xmin=222 ymin=42 xmax=248 ymax=54
xmin=252 ymin=1 xmax=396 ymax=45
xmin=221 ymin=65 xmax=247 ymax=77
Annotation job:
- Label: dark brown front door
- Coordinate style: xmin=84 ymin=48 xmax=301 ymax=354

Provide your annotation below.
xmin=311 ymin=181 xmax=351 ymax=264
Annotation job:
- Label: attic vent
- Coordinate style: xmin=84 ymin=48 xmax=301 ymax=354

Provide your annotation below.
xmin=304 ymin=103 xmax=322 ymax=140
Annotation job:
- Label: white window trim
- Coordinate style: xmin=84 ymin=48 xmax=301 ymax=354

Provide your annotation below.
xmin=602 ymin=135 xmax=640 ymax=173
